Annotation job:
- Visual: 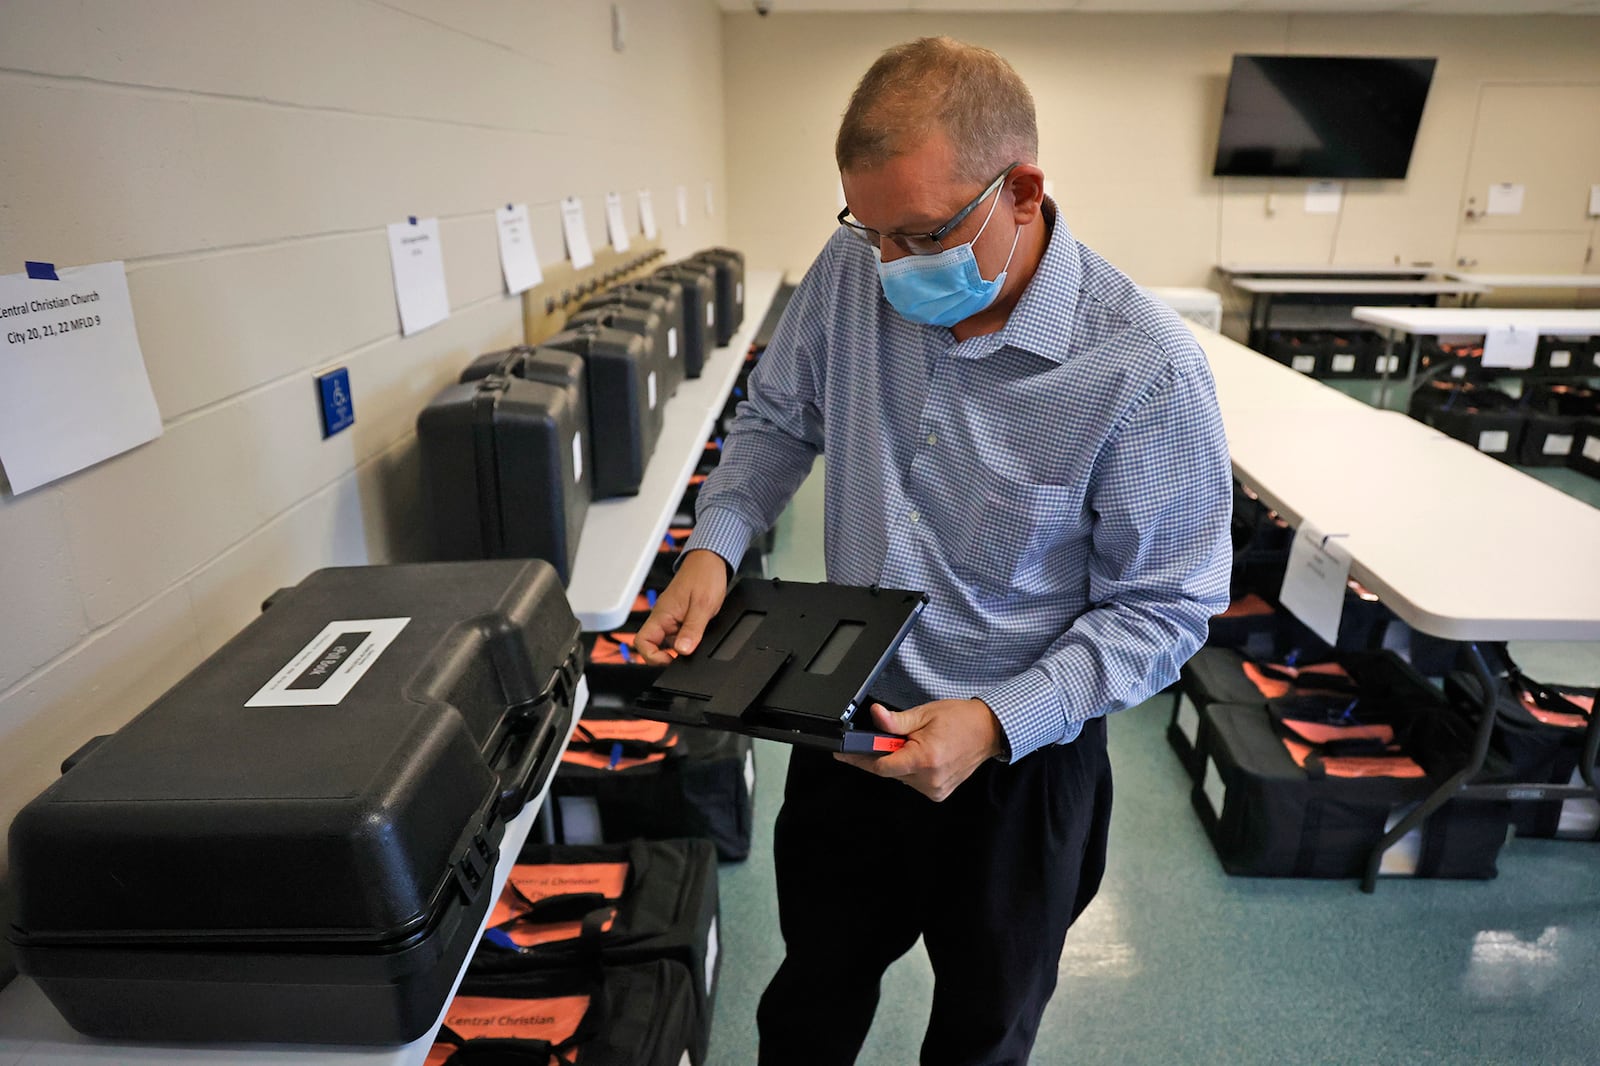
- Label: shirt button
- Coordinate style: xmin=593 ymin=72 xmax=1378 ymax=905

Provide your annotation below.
xmin=909 ymin=510 xmax=920 ymax=523
xmin=926 ymin=433 xmax=937 ymax=446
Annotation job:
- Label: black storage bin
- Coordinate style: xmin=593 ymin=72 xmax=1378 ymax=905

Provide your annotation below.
xmin=550 ymin=709 xmax=757 ymax=862
xmin=582 ymin=285 xmax=685 ymax=400
xmin=1412 ymin=384 xmax=1525 ymax=460
xmin=1526 ymin=382 xmax=1600 ymax=419
xmin=1571 ymin=420 xmax=1600 ymax=478
xmin=469 ymin=838 xmax=720 ymax=1064
xmin=7 ymin=561 xmax=584 ymax=1044
xmin=1192 ymin=703 xmax=1510 ymax=879
xmin=541 ymin=324 xmax=662 ymax=498
xmin=1531 ymin=333 xmax=1594 ymax=376
xmin=1325 ymin=333 xmax=1374 ymax=378
xmin=434 ymin=960 xmax=699 ymax=1066
xmin=690 ymin=249 xmax=745 ymax=346
xmin=420 ymin=352 xmax=590 ymax=583
xmin=1264 ymin=330 xmax=1327 ymax=376
xmin=655 ymin=262 xmax=718 ymax=377
xmin=1518 ymin=412 xmax=1581 ymax=466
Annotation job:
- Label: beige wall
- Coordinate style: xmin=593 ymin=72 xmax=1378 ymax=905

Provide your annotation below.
xmin=0 ymin=0 xmax=726 ymax=955
xmin=723 ymin=11 xmax=1600 ymax=313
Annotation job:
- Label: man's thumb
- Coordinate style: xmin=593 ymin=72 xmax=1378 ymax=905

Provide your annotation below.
xmin=872 ymin=702 xmax=922 ymax=735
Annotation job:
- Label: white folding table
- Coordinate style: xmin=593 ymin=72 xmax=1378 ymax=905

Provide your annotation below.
xmin=1197 ymin=317 xmax=1600 ymax=889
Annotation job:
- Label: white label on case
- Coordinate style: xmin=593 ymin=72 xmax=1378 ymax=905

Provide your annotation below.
xmin=1291 ymin=355 xmax=1316 ymax=373
xmin=744 ymin=748 xmax=756 ymax=798
xmin=704 ymin=916 xmax=719 ymax=996
xmin=245 ymin=617 xmax=410 ymax=707
xmin=1478 ymin=430 xmax=1510 ymax=454
xmin=668 ymin=327 xmax=678 ymax=359
xmin=1379 ymin=804 xmax=1423 ymax=876
xmin=707 ymin=301 xmax=715 ymax=327
xmin=1551 ymin=349 xmax=1573 ymax=368
xmin=736 ymin=281 xmax=743 ymax=305
xmin=1332 ymin=354 xmax=1356 ymax=373
xmin=1375 ymin=355 xmax=1399 ymax=374
xmin=1201 ymin=756 xmax=1226 ymax=819
xmin=556 ymin=795 xmax=603 ymax=844
xmin=1176 ymin=697 xmax=1199 ymax=746
xmin=680 ymin=1053 xmax=693 ymax=1066
xmin=1584 ymin=437 xmax=1600 ymax=463
xmin=1543 ymin=433 xmax=1574 ymax=456
xmin=647 ymin=371 xmax=657 ymax=410
xmin=573 ymin=432 xmax=583 ymax=483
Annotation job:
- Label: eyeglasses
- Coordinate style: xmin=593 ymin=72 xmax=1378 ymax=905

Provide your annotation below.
xmin=837 ymin=162 xmax=1020 ymax=256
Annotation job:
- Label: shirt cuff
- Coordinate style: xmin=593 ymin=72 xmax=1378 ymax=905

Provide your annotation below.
xmin=979 ymin=667 xmax=1078 ymax=762
xmin=680 ymin=507 xmax=756 ymax=573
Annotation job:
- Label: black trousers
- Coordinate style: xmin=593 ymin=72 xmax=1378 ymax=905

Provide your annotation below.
xmin=756 ymin=716 xmax=1112 ymax=1066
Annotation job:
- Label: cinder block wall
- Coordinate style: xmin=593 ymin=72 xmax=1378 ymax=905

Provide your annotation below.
xmin=0 ymin=0 xmax=728 ymax=975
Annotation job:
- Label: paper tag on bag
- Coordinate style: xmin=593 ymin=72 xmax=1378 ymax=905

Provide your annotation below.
xmin=1483 ymin=325 xmax=1536 ymax=369
xmin=605 ymin=191 xmax=631 ymax=254
xmin=560 ymin=196 xmax=594 ymax=269
xmin=1279 ymin=522 xmax=1352 ymax=646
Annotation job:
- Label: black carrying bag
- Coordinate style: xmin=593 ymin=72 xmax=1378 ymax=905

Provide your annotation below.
xmin=540 ymin=324 xmax=662 ymax=497
xmin=1192 ymin=702 xmax=1509 ymax=879
xmin=420 ymin=350 xmax=591 ymax=582
xmin=431 ymin=960 xmax=698 ymax=1066
xmin=6 ymin=561 xmax=583 ymax=1044
xmin=1444 ymin=661 xmax=1598 ymax=839
xmin=550 ymin=710 xmax=756 ymax=862
xmin=468 ymin=838 xmax=720 ymax=1065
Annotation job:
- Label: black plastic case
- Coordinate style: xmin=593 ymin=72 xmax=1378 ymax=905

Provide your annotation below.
xmin=7 ymin=560 xmax=584 ymax=1045
xmin=633 ymin=578 xmax=927 ymax=753
xmin=419 ymin=351 xmax=591 ymax=583
xmin=651 ymin=264 xmax=716 ymax=377
xmin=541 ymin=323 xmax=663 ymax=498
xmin=565 ymin=305 xmax=672 ymax=410
xmin=689 ymin=249 xmax=745 ymax=346
xmin=585 ymin=283 xmax=687 ymax=399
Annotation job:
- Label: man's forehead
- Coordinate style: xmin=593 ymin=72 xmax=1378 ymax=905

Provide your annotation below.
xmin=842 ymin=147 xmax=970 ymax=230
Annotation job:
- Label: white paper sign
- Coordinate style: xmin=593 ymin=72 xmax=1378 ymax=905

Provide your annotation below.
xmin=638 ymin=189 xmax=658 ymax=240
xmin=1279 ymin=522 xmax=1352 ymax=646
xmin=244 ymin=617 xmax=410 ymax=707
xmin=386 ymin=218 xmax=450 ymax=336
xmin=494 ymin=203 xmax=543 ymax=295
xmin=560 ymin=196 xmax=595 ymax=270
xmin=676 ymin=184 xmax=690 ymax=227
xmin=605 ymin=191 xmax=631 ymax=254
xmin=1589 ymin=184 xmax=1600 ymax=218
xmin=0 ymin=261 xmax=162 ymax=494
xmin=704 ymin=181 xmax=715 ymax=217
xmin=1304 ymin=181 xmax=1343 ymax=214
xmin=1485 ymin=183 xmax=1524 ymax=216
xmin=1483 ymin=325 xmax=1537 ymax=369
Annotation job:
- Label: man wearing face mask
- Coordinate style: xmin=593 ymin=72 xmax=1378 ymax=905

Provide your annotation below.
xmin=636 ymin=36 xmax=1231 ymax=1066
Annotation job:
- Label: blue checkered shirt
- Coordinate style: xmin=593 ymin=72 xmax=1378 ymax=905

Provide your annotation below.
xmin=684 ymin=205 xmax=1232 ymax=760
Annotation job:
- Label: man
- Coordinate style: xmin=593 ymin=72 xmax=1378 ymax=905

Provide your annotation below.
xmin=636 ymin=37 xmax=1231 ymax=1066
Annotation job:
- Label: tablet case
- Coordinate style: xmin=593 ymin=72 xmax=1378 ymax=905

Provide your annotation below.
xmin=633 ymin=578 xmax=928 ymax=754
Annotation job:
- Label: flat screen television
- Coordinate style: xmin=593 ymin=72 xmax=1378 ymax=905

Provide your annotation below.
xmin=1212 ymin=55 xmax=1437 ymax=179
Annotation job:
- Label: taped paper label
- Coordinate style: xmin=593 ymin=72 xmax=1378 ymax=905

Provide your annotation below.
xmin=1292 ymin=355 xmax=1316 ymax=373
xmin=668 ymin=327 xmax=678 ymax=359
xmin=648 ymin=371 xmax=657 ymax=410
xmin=1201 ymin=756 xmax=1226 ymax=819
xmin=1543 ymin=434 xmax=1573 ymax=456
xmin=1585 ymin=437 xmax=1600 ymax=463
xmin=246 ymin=618 xmax=410 ymax=707
xmin=1331 ymin=354 xmax=1356 ymax=373
xmin=1176 ymin=697 xmax=1199 ymax=746
xmin=705 ymin=916 xmax=720 ymax=996
xmin=573 ymin=432 xmax=583 ymax=483
xmin=1279 ymin=522 xmax=1351 ymax=645
xmin=1550 ymin=349 xmax=1572 ymax=369
xmin=1478 ymin=430 xmax=1510 ymax=454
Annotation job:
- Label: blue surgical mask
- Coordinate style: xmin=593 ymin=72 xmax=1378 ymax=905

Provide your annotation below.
xmin=875 ymin=185 xmax=1023 ymax=328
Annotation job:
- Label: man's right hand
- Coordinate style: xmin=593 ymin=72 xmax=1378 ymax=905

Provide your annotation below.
xmin=633 ymin=549 xmax=730 ymax=666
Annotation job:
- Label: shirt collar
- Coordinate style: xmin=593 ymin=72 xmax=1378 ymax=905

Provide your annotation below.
xmin=958 ymin=197 xmax=1081 ymax=364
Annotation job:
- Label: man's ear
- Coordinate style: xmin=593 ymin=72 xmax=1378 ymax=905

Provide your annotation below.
xmin=1008 ymin=165 xmax=1046 ymax=225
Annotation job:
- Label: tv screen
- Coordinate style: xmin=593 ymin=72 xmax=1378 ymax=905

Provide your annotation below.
xmin=1212 ymin=55 xmax=1436 ymax=179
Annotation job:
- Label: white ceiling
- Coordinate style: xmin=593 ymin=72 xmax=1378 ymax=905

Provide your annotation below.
xmin=719 ymin=0 xmax=1600 ymax=15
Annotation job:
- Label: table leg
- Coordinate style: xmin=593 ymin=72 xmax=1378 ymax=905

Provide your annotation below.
xmin=1378 ymin=329 xmax=1397 ymax=408
xmin=1403 ymin=333 xmax=1421 ymax=410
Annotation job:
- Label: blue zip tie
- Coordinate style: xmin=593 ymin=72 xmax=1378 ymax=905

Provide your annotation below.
xmin=484 ymin=927 xmax=519 ymax=950
xmin=618 ymin=642 xmax=631 ymax=663
xmin=646 ymin=589 xmax=658 ymax=608
xmin=608 ymin=741 xmax=624 ymax=770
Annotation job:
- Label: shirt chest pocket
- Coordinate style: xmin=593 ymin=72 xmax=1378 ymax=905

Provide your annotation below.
xmin=939 ymin=475 xmax=1083 ymax=594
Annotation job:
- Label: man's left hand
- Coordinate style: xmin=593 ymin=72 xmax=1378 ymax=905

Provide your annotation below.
xmin=836 ymin=698 xmax=1008 ymax=802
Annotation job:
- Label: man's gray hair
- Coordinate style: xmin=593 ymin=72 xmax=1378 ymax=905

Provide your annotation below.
xmin=836 ymin=36 xmax=1038 ymax=183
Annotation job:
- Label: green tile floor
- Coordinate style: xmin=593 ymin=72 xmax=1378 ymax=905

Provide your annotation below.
xmin=704 ymin=459 xmax=1600 ymax=1066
